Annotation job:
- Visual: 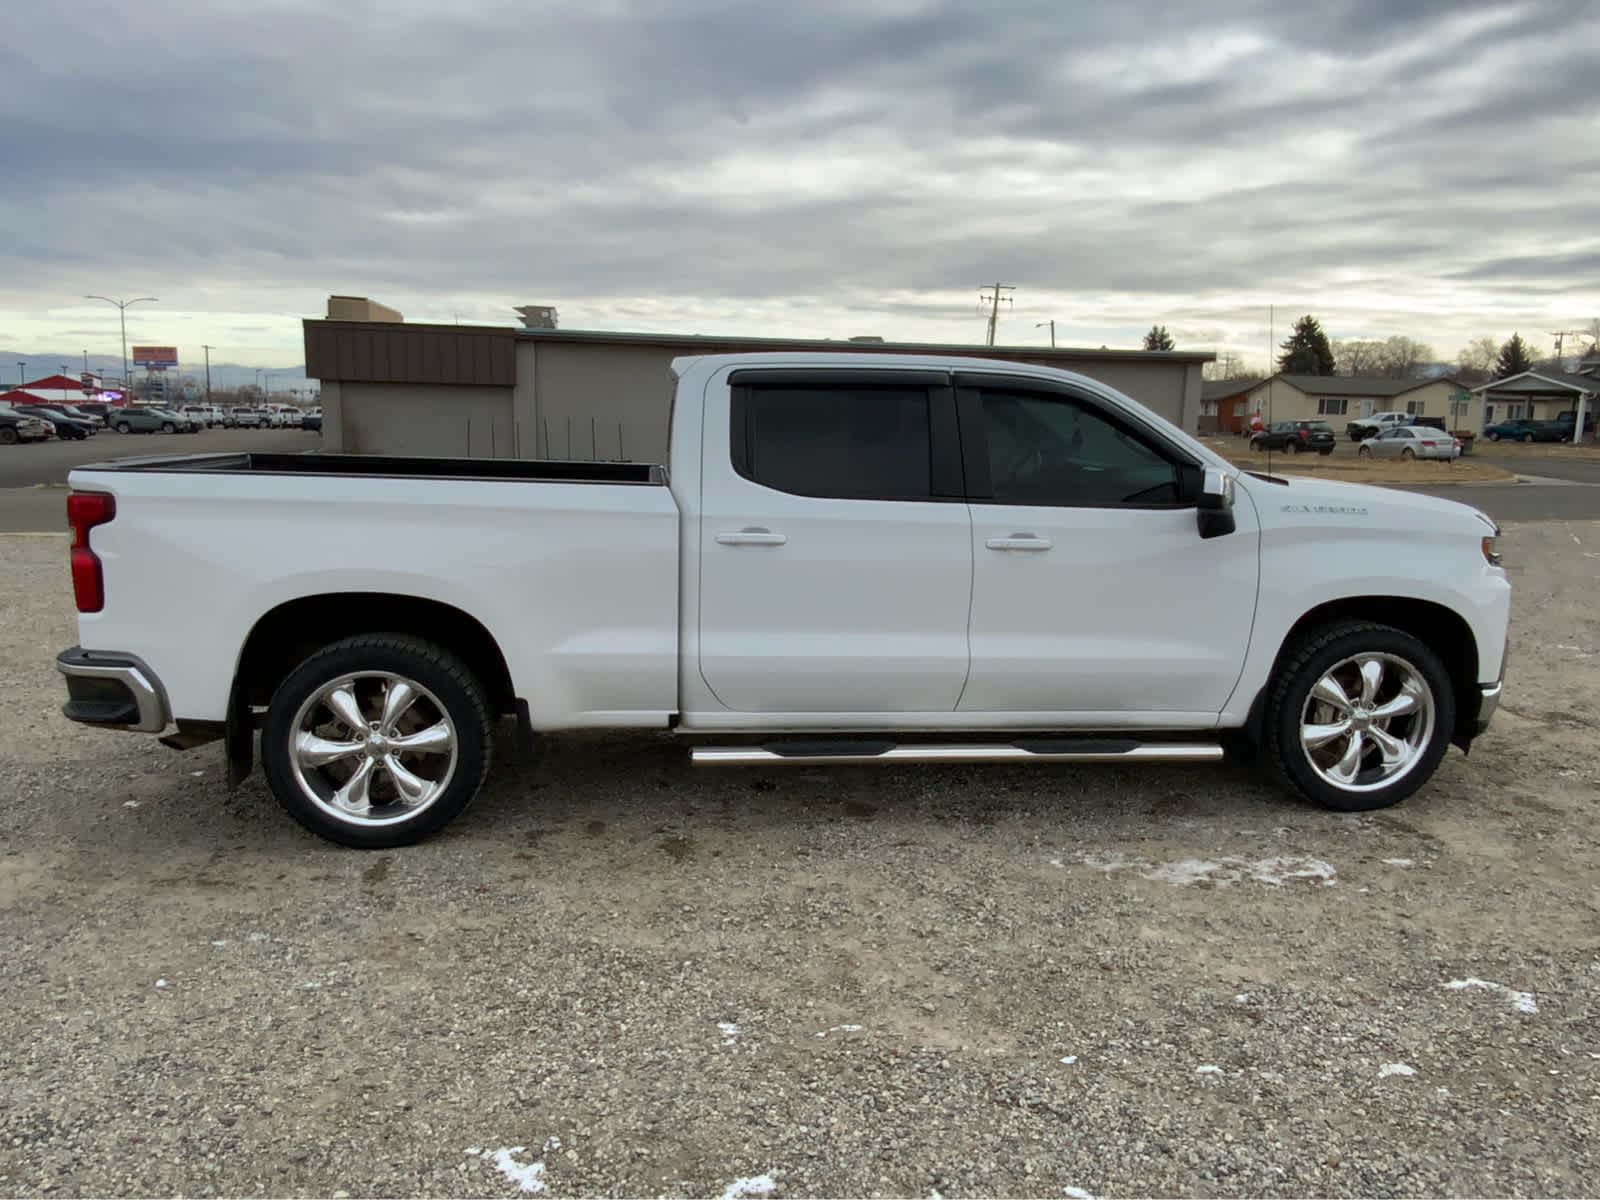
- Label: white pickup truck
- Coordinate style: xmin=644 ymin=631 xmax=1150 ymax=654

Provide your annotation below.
xmin=58 ymin=352 xmax=1510 ymax=847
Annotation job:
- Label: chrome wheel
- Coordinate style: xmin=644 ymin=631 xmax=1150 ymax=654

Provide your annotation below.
xmin=1299 ymin=652 xmax=1435 ymax=793
xmin=288 ymin=671 xmax=458 ymax=828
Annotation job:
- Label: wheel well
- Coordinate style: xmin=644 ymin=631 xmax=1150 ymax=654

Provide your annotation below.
xmin=235 ymin=594 xmax=516 ymax=713
xmin=1247 ymin=596 xmax=1482 ymax=746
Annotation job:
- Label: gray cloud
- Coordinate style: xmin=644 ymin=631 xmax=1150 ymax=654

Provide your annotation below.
xmin=1 ymin=0 xmax=1596 ymax=363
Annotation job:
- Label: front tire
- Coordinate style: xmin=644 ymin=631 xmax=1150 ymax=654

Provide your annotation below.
xmin=261 ymin=634 xmax=493 ymax=848
xmin=1487 ymin=431 xmax=1500 ymax=441
xmin=0 ymin=426 xmax=16 ymax=445
xmin=1401 ymin=446 xmax=1416 ymax=460
xmin=1265 ymin=622 xmax=1455 ymax=812
xmin=161 ymin=422 xmax=175 ymax=433
xmin=114 ymin=423 xmax=130 ymax=434
xmin=1358 ymin=445 xmax=1372 ymax=457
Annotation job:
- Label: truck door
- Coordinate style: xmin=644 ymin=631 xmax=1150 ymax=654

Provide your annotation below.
xmin=696 ymin=369 xmax=972 ymax=713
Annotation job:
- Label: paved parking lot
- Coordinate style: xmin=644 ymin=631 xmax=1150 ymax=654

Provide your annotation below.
xmin=1 ymin=521 xmax=1596 ymax=1197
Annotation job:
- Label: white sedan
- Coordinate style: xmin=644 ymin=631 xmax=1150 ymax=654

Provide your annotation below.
xmin=1358 ymin=426 xmax=1462 ymax=461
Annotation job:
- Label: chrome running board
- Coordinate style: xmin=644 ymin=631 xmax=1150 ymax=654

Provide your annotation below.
xmin=692 ymin=741 xmax=1224 ymax=767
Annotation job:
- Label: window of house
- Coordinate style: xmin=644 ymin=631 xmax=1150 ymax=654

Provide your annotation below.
xmin=977 ymin=389 xmax=1182 ymax=507
xmin=1317 ymin=397 xmax=1349 ymax=415
xmin=733 ymin=384 xmax=933 ymax=500
xmin=1405 ymin=400 xmax=1425 ymax=415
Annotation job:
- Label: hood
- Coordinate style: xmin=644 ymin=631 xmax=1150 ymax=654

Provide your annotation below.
xmin=1235 ymin=470 xmax=1498 ymax=536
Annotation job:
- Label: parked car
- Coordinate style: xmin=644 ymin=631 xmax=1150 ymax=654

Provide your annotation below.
xmin=110 ymin=407 xmax=177 ymax=434
xmin=1481 ymin=419 xmax=1565 ymax=443
xmin=72 ymin=403 xmax=116 ymax=426
xmin=1346 ymin=411 xmax=1446 ymax=442
xmin=183 ymin=406 xmax=225 ymax=428
xmin=1358 ymin=426 xmax=1462 ymax=461
xmin=56 ymin=351 xmax=1510 ymax=848
xmin=0 ymin=408 xmax=53 ymax=444
xmin=231 ymin=407 xmax=263 ymax=428
xmin=33 ymin=403 xmax=105 ymax=430
xmin=153 ymin=409 xmax=201 ymax=433
xmin=301 ymin=409 xmax=323 ymax=431
xmin=12 ymin=405 xmax=94 ymax=440
xmin=1249 ymin=420 xmax=1335 ymax=455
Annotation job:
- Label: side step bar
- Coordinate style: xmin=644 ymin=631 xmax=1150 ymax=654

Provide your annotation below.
xmin=692 ymin=740 xmax=1224 ymax=767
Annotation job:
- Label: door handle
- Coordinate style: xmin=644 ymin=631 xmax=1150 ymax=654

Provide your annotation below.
xmin=716 ymin=527 xmax=788 ymax=547
xmin=985 ymin=534 xmax=1052 ymax=551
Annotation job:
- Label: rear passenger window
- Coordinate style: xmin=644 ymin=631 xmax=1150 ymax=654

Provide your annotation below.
xmin=733 ymin=385 xmax=933 ymax=501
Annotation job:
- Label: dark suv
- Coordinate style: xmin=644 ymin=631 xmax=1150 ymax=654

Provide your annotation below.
xmin=1250 ymin=420 xmax=1336 ymax=455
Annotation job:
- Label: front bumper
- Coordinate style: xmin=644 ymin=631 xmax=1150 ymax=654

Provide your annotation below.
xmin=56 ymin=647 xmax=170 ymax=733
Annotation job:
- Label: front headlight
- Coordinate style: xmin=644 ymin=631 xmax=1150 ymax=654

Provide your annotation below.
xmin=1481 ymin=535 xmax=1502 ymax=567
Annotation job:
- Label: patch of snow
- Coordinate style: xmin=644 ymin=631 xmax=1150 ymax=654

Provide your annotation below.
xmin=190 ymin=769 xmax=205 ymax=776
xmin=1081 ymin=852 xmax=1336 ymax=888
xmin=1049 ymin=857 xmax=1064 ymax=868
xmin=1234 ymin=993 xmax=1252 ymax=1004
xmin=1196 ymin=1065 xmax=1224 ymax=1075
xmin=1381 ymin=858 xmax=1414 ymax=867
xmin=1060 ymin=1055 xmax=1078 ymax=1065
xmin=1064 ymin=1189 xmax=1096 ymax=1200
xmin=210 ymin=940 xmax=228 ymax=947
xmin=122 ymin=801 xmax=140 ymax=809
xmin=154 ymin=979 xmax=167 ymax=988
xmin=1445 ymin=978 xmax=1539 ymax=1014
xmin=1379 ymin=1062 xmax=1416 ymax=1078
xmin=248 ymin=933 xmax=269 ymax=943
xmin=721 ymin=1174 xmax=777 ymax=1200
xmin=468 ymin=1147 xmax=547 ymax=1195
xmin=718 ymin=1021 xmax=740 ymax=1045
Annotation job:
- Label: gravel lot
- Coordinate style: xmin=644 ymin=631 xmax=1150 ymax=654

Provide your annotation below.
xmin=2 ymin=524 xmax=1597 ymax=1198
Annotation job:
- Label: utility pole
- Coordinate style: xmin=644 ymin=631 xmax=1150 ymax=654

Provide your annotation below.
xmin=202 ymin=344 xmax=214 ymax=403
xmin=1035 ymin=319 xmax=1056 ymax=347
xmin=980 ymin=283 xmax=1014 ymax=346
xmin=1549 ymin=330 xmax=1586 ymax=366
xmin=17 ymin=362 xmax=24 ymax=386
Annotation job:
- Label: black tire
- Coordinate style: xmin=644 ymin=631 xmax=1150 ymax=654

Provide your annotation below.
xmin=1250 ymin=438 xmax=1265 ymax=451
xmin=261 ymin=634 xmax=493 ymax=848
xmin=1287 ymin=440 xmax=1301 ymax=454
xmin=114 ymin=423 xmax=131 ymax=434
xmin=1401 ymin=446 xmax=1415 ymax=460
xmin=1486 ymin=431 xmax=1500 ymax=441
xmin=1521 ymin=433 xmax=1533 ymax=443
xmin=1265 ymin=621 xmax=1455 ymax=813
xmin=161 ymin=422 xmax=175 ymax=433
xmin=0 ymin=426 xmax=16 ymax=445
xmin=1357 ymin=445 xmax=1372 ymax=457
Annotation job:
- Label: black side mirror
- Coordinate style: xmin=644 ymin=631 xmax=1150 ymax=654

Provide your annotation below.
xmin=1197 ymin=465 xmax=1236 ymax=539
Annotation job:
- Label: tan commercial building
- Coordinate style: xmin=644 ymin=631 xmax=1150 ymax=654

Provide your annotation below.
xmin=303 ymin=303 xmax=1214 ymax=462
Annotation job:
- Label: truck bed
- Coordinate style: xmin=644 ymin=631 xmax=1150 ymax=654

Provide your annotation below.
xmin=74 ymin=451 xmax=666 ymax=485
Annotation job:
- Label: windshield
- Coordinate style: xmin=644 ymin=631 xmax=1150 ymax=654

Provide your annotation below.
xmin=1307 ymin=422 xmax=1333 ymax=432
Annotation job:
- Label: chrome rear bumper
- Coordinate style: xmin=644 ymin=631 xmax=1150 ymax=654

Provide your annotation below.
xmin=56 ymin=647 xmax=170 ymax=733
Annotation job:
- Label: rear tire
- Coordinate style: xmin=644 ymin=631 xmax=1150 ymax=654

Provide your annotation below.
xmin=1358 ymin=445 xmax=1372 ymax=457
xmin=1265 ymin=621 xmax=1455 ymax=812
xmin=1521 ymin=433 xmax=1533 ymax=443
xmin=0 ymin=426 xmax=16 ymax=445
xmin=260 ymin=634 xmax=493 ymax=848
xmin=114 ymin=423 xmax=130 ymax=434
xmin=1487 ymin=432 xmax=1500 ymax=441
xmin=1401 ymin=447 xmax=1415 ymax=460
xmin=161 ymin=422 xmax=175 ymax=433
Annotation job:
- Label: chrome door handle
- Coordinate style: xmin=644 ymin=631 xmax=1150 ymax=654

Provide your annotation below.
xmin=985 ymin=534 xmax=1052 ymax=551
xmin=716 ymin=528 xmax=788 ymax=546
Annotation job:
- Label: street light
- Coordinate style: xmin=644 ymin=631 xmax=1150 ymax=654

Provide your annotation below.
xmin=84 ymin=295 xmax=157 ymax=393
xmin=1035 ymin=320 xmax=1057 ymax=348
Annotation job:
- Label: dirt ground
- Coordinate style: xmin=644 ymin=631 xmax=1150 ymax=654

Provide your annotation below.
xmin=1 ymin=525 xmax=1597 ymax=1198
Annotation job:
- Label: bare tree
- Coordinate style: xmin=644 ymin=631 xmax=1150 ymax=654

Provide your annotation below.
xmin=1378 ymin=336 xmax=1435 ymax=378
xmin=1455 ymin=335 xmax=1499 ymax=380
xmin=1332 ymin=339 xmax=1386 ymax=375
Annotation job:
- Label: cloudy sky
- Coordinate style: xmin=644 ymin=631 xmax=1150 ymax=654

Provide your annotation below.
xmin=3 ymin=0 xmax=1597 ymax=374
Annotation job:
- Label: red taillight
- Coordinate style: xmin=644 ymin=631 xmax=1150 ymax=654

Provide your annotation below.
xmin=67 ymin=492 xmax=115 ymax=613
xmin=1298 ymin=428 xmax=1308 ymax=439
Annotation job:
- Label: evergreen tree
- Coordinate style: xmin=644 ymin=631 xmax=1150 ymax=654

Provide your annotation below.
xmin=1495 ymin=333 xmax=1534 ymax=378
xmin=1143 ymin=324 xmax=1175 ymax=351
xmin=1276 ymin=314 xmax=1336 ymax=375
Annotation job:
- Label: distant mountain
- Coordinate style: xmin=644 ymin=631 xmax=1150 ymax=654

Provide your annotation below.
xmin=0 ymin=351 xmax=314 ymax=396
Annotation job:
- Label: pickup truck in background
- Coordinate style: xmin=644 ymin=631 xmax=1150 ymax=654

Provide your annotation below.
xmin=57 ymin=353 xmax=1511 ymax=847
xmin=1346 ymin=410 xmax=1447 ymax=441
